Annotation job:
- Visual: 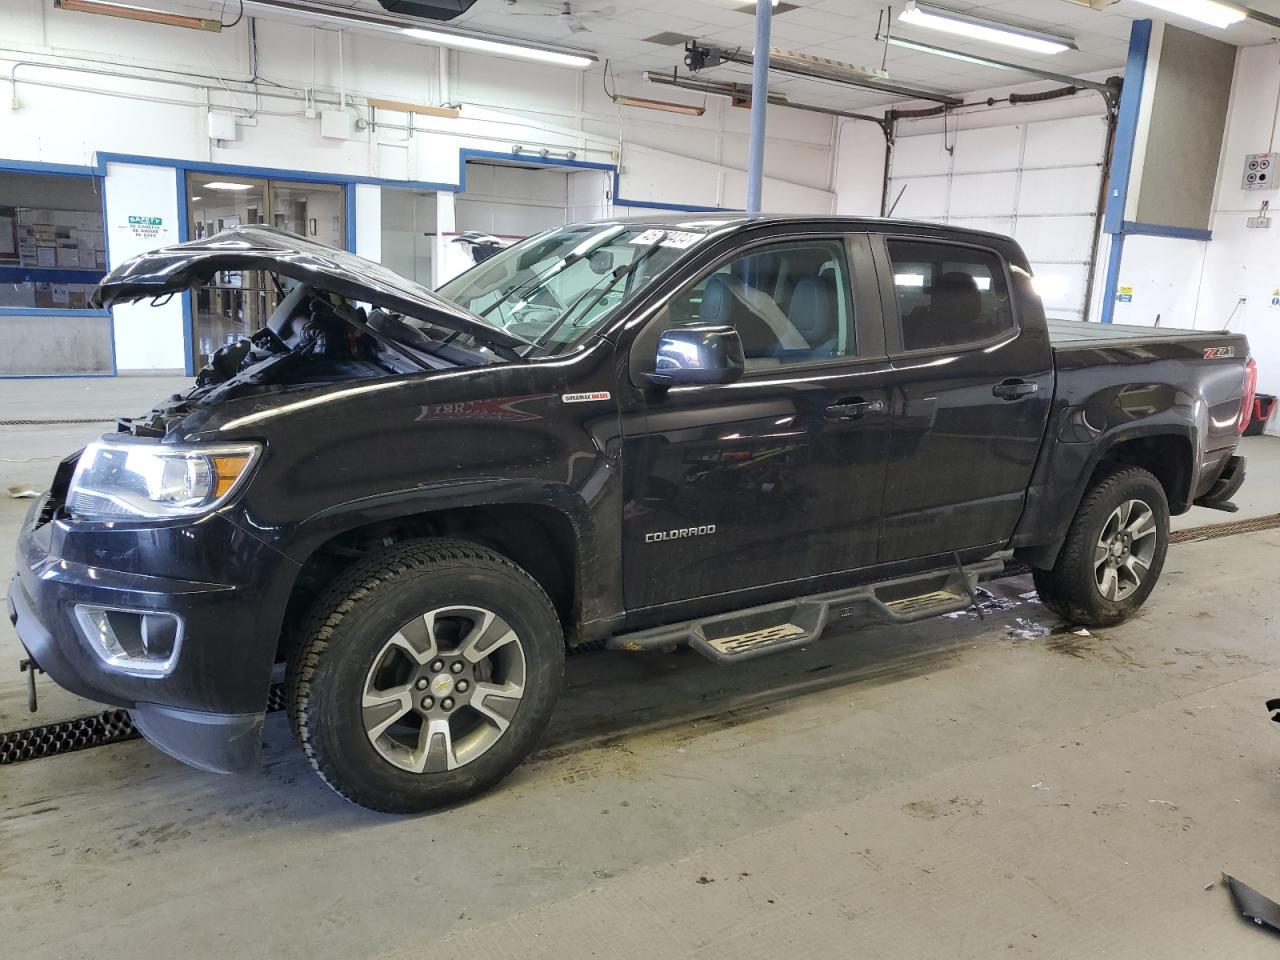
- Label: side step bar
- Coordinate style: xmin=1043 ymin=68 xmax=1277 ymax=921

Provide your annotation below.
xmin=606 ymin=557 xmax=1007 ymax=665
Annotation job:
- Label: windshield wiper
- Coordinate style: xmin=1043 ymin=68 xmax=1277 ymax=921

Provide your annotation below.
xmin=529 ymin=233 xmax=669 ymax=353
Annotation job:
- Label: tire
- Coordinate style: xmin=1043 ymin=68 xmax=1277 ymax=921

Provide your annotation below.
xmin=287 ymin=538 xmax=565 ymax=813
xmin=1032 ymin=465 xmax=1170 ymax=627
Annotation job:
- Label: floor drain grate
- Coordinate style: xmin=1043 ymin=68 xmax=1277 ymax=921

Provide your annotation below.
xmin=0 ymin=418 xmax=115 ymax=427
xmin=0 ymin=709 xmax=137 ymax=765
xmin=1170 ymin=512 xmax=1280 ymax=544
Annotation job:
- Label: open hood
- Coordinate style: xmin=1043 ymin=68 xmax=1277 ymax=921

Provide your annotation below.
xmin=93 ymin=225 xmax=530 ymax=354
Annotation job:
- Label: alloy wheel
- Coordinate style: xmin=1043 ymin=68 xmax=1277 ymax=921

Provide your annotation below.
xmin=1093 ymin=498 xmax=1158 ymax=602
xmin=361 ymin=606 xmax=526 ymax=773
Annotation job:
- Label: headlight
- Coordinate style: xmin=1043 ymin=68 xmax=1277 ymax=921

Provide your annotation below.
xmin=66 ymin=439 xmax=261 ymax=521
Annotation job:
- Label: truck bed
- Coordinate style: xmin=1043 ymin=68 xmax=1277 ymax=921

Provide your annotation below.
xmin=1046 ymin=317 xmax=1231 ymax=347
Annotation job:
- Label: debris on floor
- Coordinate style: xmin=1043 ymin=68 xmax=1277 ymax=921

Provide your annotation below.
xmin=1223 ymin=874 xmax=1280 ymax=935
xmin=7 ymin=485 xmax=39 ymax=498
xmin=1266 ymin=698 xmax=1280 ymax=725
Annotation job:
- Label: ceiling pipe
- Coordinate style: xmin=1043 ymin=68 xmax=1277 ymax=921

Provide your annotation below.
xmin=643 ymin=71 xmax=892 ymax=132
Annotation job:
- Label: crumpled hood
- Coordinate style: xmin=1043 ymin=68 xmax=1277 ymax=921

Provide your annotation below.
xmin=93 ymin=224 xmax=529 ymax=354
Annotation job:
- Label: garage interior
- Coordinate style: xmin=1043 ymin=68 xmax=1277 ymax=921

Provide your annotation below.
xmin=3 ymin=0 xmax=1280 ymax=956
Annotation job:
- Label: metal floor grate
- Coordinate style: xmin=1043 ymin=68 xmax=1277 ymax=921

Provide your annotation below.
xmin=5 ymin=513 xmax=1279 ymax=766
xmin=0 ymin=418 xmax=114 ymax=426
xmin=1170 ymin=512 xmax=1280 ymax=544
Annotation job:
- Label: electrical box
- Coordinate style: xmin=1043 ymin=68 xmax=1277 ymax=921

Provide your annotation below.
xmin=1241 ymin=152 xmax=1278 ymax=190
xmin=207 ymin=111 xmax=237 ymax=142
xmin=320 ymin=110 xmax=353 ymax=140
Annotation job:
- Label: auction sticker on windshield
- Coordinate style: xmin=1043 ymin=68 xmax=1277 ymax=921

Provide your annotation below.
xmin=629 ymin=229 xmax=702 ymax=249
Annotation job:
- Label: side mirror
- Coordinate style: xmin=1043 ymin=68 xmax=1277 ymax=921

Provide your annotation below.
xmin=644 ymin=325 xmax=745 ymax=388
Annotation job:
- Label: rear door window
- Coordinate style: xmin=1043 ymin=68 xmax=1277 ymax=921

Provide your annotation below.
xmin=886 ymin=240 xmax=1014 ymax=352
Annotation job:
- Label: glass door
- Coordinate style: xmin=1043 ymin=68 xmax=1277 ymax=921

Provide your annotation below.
xmin=186 ymin=174 xmax=345 ymax=370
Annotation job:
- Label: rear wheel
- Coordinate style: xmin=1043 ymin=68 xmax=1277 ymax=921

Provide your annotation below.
xmin=288 ymin=539 xmax=564 ymax=813
xmin=1032 ymin=465 xmax=1169 ymax=627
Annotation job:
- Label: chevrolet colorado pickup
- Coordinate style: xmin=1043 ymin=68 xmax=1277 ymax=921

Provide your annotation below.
xmin=10 ymin=217 xmax=1255 ymax=812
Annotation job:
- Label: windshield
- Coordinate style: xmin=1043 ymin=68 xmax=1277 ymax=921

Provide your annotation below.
xmin=437 ymin=224 xmax=704 ymax=357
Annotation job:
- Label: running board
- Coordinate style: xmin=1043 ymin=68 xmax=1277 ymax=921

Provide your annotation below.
xmin=606 ymin=558 xmax=1006 ymax=664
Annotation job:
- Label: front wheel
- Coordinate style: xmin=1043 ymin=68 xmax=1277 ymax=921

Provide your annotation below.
xmin=287 ymin=539 xmax=565 ymax=813
xmin=1033 ymin=465 xmax=1170 ymax=627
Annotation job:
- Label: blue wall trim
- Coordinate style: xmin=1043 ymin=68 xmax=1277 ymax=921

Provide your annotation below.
xmin=1121 ymin=220 xmax=1213 ymax=241
xmin=0 ymin=307 xmax=111 ymax=317
xmin=1104 ymin=19 xmax=1152 ymax=236
xmin=0 ymin=266 xmax=106 ymax=284
xmin=1098 ymin=19 xmax=1153 ymax=323
xmin=344 ymin=184 xmax=357 ymax=253
xmin=0 ymin=158 xmax=99 ymax=178
xmin=174 ymin=166 xmax=195 ymax=377
xmin=92 ymin=150 xmax=734 ymax=214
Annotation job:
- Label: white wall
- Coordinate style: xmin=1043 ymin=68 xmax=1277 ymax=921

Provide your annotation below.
xmin=833 ymin=74 xmax=1115 ymax=321
xmin=1193 ymin=43 xmax=1280 ymax=421
xmin=1 ymin=0 xmax=841 ymax=370
xmin=0 ymin=1 xmax=837 ymax=210
xmin=102 ymin=162 xmax=185 ymax=370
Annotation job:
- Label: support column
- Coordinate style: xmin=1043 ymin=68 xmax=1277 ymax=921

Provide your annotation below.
xmin=745 ymin=0 xmax=773 ymax=214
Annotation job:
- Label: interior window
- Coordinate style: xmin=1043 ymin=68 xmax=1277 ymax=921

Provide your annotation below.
xmin=887 ymin=240 xmax=1014 ymax=351
xmin=660 ymin=238 xmax=855 ymax=370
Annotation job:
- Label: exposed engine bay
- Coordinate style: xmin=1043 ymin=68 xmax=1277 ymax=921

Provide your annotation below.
xmin=121 ymin=280 xmax=495 ymax=437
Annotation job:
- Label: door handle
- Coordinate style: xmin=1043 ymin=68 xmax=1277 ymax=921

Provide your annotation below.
xmin=825 ymin=398 xmax=887 ymax=421
xmin=993 ymin=379 xmax=1039 ymax=401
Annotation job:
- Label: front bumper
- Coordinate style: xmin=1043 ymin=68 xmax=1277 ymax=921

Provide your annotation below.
xmin=9 ymin=496 xmax=300 ymax=772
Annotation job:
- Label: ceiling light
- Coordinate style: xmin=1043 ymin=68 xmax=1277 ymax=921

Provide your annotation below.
xmin=401 ymin=27 xmax=594 ymax=67
xmin=54 ymin=0 xmax=222 ymax=31
xmin=240 ymin=2 xmax=595 ymax=69
xmin=1128 ymin=0 xmax=1246 ymax=29
xmin=612 ymin=94 xmax=706 ymax=116
xmin=887 ymin=36 xmax=1011 ymax=68
xmin=898 ymin=2 xmax=1075 ymax=54
xmin=881 ymin=35 xmax=1113 ymax=92
xmin=203 ymin=181 xmax=256 ymax=191
xmin=190 ymin=195 xmax=203 ymax=200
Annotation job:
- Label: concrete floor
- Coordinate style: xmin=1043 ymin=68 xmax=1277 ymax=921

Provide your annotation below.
xmin=3 ymin=376 xmax=1280 ymax=959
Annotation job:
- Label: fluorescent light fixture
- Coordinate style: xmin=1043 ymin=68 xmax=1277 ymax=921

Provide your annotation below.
xmin=613 ymin=94 xmax=705 ymax=116
xmin=190 ymin=195 xmax=203 ymax=201
xmin=887 ymin=35 xmax=1013 ymax=69
xmin=203 ymin=181 xmax=256 ymax=191
xmin=896 ymin=273 xmax=926 ymax=287
xmin=1129 ymin=0 xmax=1246 ymax=29
xmin=54 ymin=0 xmax=222 ymax=31
xmin=898 ymin=2 xmax=1074 ymax=54
xmin=401 ymin=27 xmax=594 ymax=68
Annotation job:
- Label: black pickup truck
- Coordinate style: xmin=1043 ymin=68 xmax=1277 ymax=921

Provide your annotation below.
xmin=9 ymin=217 xmax=1255 ymax=812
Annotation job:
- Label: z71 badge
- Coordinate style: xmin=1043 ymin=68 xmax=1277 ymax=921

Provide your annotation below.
xmin=1204 ymin=346 xmax=1236 ymax=359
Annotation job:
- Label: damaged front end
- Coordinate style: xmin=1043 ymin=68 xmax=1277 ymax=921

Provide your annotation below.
xmin=95 ymin=225 xmax=532 ymax=437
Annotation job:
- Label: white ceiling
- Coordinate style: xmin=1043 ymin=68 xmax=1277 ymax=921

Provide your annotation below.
xmin=275 ymin=0 xmax=1280 ymax=109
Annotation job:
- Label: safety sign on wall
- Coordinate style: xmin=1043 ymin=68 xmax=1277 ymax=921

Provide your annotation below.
xmin=1116 ymin=285 xmax=1134 ymax=303
xmin=1270 ymin=289 xmax=1280 ymax=309
xmin=125 ymin=215 xmax=165 ymax=242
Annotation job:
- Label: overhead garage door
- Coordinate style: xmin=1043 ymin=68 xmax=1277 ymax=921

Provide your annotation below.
xmin=886 ymin=113 xmax=1109 ymax=321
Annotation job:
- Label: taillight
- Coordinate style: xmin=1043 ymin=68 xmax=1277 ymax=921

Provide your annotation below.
xmin=1239 ymin=356 xmax=1258 ymax=434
